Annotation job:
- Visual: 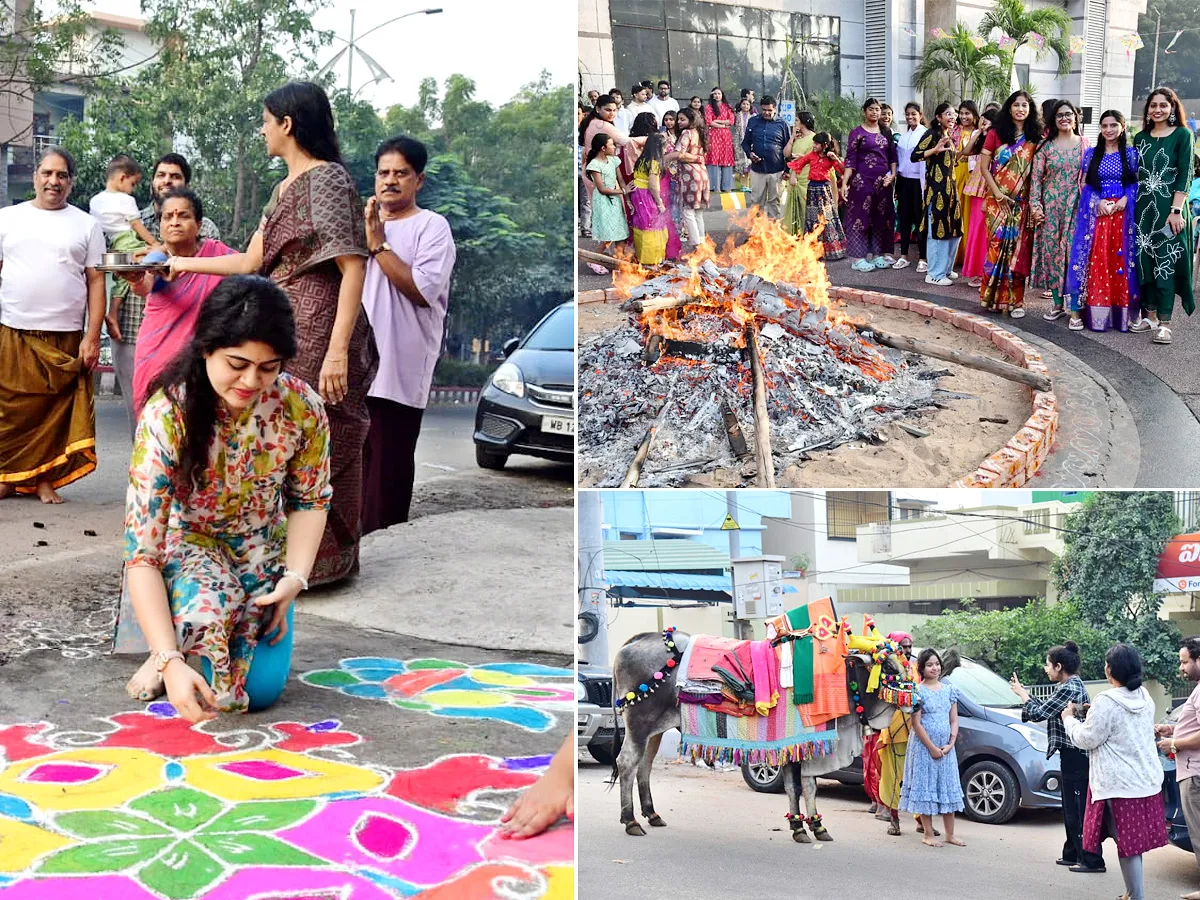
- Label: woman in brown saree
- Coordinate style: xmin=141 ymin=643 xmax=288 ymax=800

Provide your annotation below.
xmin=169 ymin=81 xmax=376 ymax=585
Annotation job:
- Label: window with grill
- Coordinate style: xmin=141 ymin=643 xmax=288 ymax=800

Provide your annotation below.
xmin=825 ymin=491 xmax=891 ymax=540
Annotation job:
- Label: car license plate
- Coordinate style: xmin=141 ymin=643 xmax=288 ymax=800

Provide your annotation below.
xmin=542 ymin=416 xmax=575 ymax=435
xmin=601 ymin=714 xmax=615 ymax=729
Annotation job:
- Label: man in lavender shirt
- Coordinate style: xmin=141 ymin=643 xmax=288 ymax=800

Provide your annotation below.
xmin=360 ymin=136 xmax=457 ymax=533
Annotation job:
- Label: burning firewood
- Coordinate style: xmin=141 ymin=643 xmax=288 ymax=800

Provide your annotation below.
xmin=578 ymin=211 xmax=1023 ymax=487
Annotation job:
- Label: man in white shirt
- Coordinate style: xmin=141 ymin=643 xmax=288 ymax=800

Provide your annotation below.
xmin=611 ymin=88 xmax=633 ymax=136
xmin=649 ymin=80 xmax=679 ymax=126
xmin=627 ymin=83 xmax=655 ymax=126
xmin=0 ymin=147 xmax=105 ymax=503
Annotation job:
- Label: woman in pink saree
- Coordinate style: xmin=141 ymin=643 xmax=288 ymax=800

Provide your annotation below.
xmin=169 ymin=81 xmax=375 ymax=586
xmin=124 ymin=189 xmax=235 ymax=411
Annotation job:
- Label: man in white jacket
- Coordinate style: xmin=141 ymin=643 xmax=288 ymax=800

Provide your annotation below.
xmin=1062 ymin=643 xmax=1168 ymax=900
xmin=1155 ymin=636 xmax=1200 ymax=900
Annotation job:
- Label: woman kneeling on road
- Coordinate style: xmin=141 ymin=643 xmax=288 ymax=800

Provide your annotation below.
xmin=124 ymin=275 xmax=331 ymax=722
xmin=1061 ymin=643 xmax=1167 ymax=900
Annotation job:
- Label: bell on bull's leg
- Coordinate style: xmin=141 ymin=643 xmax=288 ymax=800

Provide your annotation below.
xmin=787 ymin=812 xmax=811 ymax=843
xmin=808 ymin=813 xmax=833 ymax=841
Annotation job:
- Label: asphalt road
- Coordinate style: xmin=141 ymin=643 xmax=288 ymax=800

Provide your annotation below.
xmin=578 ymin=760 xmax=1199 ymax=899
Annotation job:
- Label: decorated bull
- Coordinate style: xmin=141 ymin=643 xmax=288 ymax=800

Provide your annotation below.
xmin=609 ymin=603 xmax=911 ymax=843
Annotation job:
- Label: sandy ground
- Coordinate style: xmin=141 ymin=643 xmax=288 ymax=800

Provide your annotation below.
xmin=578 ymin=298 xmax=1030 ymax=487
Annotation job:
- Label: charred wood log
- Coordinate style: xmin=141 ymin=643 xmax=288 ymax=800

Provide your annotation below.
xmin=744 ymin=324 xmax=776 ymax=488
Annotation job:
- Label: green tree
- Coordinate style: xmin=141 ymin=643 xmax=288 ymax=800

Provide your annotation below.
xmin=138 ymin=0 xmax=330 ymax=242
xmin=977 ymin=0 xmax=1072 ymax=90
xmin=913 ymin=24 xmax=1010 ymax=106
xmin=1133 ymin=0 xmax=1200 ymax=102
xmin=1050 ymin=491 xmax=1184 ymax=686
xmin=914 ymin=597 xmax=1110 ymax=685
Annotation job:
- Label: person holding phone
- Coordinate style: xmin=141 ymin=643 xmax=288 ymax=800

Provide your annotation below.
xmin=1010 ymin=642 xmax=1104 ymax=874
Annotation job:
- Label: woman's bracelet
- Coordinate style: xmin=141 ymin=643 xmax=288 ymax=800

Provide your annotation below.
xmin=282 ymin=570 xmax=310 ymax=591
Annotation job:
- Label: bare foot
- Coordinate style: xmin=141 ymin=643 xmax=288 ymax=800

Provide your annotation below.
xmin=35 ymin=482 xmax=63 ymax=504
xmin=945 ymin=836 xmax=966 ymax=847
xmin=0 ymin=483 xmax=14 ymax=499
xmin=126 ymin=655 xmax=166 ymax=702
xmin=1181 ymin=892 xmax=1200 ymax=900
xmin=922 ymin=838 xmax=943 ymax=848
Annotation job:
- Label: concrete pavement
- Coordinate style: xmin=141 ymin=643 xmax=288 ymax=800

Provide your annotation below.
xmin=0 ymin=395 xmax=575 ymax=897
xmin=578 ymin=760 xmax=1198 ymax=899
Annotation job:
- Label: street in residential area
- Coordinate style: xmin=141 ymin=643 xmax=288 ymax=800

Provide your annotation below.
xmin=579 ymin=759 xmax=1199 ymax=899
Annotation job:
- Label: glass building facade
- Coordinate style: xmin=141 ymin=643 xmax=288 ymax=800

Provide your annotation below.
xmin=608 ymin=0 xmax=840 ymax=104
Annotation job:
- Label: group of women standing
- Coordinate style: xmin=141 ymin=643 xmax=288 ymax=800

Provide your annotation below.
xmin=844 ymin=86 xmax=1195 ymax=342
xmin=579 ymin=98 xmax=712 ymax=266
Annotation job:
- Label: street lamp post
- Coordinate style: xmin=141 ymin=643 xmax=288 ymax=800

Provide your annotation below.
xmin=318 ymin=6 xmax=444 ymax=98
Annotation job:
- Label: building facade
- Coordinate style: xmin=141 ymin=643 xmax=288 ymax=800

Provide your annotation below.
xmin=579 ymin=0 xmax=1148 ymax=138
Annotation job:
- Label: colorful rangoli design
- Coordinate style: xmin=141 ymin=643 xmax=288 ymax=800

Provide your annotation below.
xmin=300 ymin=658 xmax=575 ymax=731
xmin=0 ymin=707 xmax=573 ymax=898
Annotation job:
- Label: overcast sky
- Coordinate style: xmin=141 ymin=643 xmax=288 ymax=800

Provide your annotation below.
xmin=87 ymin=0 xmax=575 ymax=111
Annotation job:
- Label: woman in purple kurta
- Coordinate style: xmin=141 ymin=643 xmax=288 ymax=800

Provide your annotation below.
xmin=1063 ymin=113 xmax=1140 ymax=333
xmin=843 ymin=98 xmax=899 ymax=265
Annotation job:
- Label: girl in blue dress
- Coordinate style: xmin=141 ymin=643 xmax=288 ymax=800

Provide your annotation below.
xmin=900 ymin=648 xmax=966 ymax=847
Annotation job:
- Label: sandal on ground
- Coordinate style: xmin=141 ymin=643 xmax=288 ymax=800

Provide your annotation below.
xmin=892 ymin=257 xmax=911 ymax=269
xmin=1068 ymin=317 xmax=1084 ymax=330
xmin=887 ymin=821 xmax=902 ymax=836
xmin=1154 ymin=325 xmax=1173 ymax=344
xmin=1041 ymin=290 xmax=1054 ymax=299
xmin=852 ymin=258 xmax=876 ymax=273
xmin=1009 ymin=308 xmax=1026 ymax=318
xmin=1129 ymin=317 xmax=1155 ymax=333
xmin=967 ymin=277 xmax=982 ymax=288
xmin=587 ymin=263 xmax=607 ymax=275
xmin=1042 ymin=308 xmax=1066 ymax=321
xmin=916 ymin=260 xmax=928 ymax=273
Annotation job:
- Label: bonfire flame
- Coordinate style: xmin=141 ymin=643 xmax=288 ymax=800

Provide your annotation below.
xmin=615 ymin=209 xmax=889 ymax=379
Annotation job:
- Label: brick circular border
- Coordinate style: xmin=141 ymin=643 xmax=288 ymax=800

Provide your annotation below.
xmin=575 ymin=286 xmax=1059 ymax=488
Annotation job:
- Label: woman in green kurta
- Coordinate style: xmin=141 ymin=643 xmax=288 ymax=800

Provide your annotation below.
xmin=783 ymin=111 xmax=816 ymax=235
xmin=1132 ymin=86 xmax=1195 ymax=344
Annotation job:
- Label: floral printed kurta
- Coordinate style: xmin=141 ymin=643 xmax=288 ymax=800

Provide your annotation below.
xmin=1134 ymin=127 xmax=1195 ymax=312
xmin=125 ymin=372 xmax=332 ymax=712
xmin=1029 ymin=138 xmax=1086 ymax=291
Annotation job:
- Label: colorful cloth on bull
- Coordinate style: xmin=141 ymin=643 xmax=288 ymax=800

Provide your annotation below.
xmin=679 ymin=686 xmax=836 ymax=766
xmin=751 ymin=639 xmax=780 ymax=715
xmin=785 ymin=597 xmax=849 ymax=726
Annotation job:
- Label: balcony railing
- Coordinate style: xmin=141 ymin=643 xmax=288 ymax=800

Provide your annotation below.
xmin=33 ymin=134 xmax=56 ymax=156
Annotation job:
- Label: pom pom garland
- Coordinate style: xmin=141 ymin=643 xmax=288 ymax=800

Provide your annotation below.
xmin=615 ymin=628 xmax=683 ymax=710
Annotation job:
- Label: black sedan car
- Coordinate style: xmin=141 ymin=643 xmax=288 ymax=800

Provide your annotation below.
xmin=473 ymin=302 xmax=575 ymax=469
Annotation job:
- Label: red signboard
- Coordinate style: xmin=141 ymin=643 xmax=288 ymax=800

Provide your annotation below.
xmin=1154 ymin=533 xmax=1200 ymax=592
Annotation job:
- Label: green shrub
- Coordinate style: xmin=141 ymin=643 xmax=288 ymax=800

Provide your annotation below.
xmin=433 ymin=358 xmax=498 ymax=388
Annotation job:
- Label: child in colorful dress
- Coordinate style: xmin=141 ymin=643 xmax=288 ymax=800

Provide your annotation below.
xmin=585 ymin=133 xmax=630 ymax=253
xmin=787 ymin=132 xmax=847 ymax=260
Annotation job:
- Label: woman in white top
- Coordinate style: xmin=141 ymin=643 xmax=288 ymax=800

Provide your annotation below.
xmin=893 ymin=102 xmax=928 ymax=272
xmin=1061 ymin=643 xmax=1167 ymax=900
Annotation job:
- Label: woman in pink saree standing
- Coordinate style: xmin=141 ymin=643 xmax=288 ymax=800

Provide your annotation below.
xmin=122 ymin=189 xmax=236 ymax=412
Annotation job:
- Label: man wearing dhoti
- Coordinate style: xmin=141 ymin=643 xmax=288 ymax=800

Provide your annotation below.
xmin=0 ymin=147 xmax=105 ymax=503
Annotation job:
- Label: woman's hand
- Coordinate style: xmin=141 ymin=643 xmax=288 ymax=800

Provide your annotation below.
xmin=364 ymin=196 xmax=386 ymax=248
xmin=254 ymin=577 xmax=303 ymax=646
xmin=1169 ymin=210 xmax=1185 ymax=235
xmin=1029 ymin=204 xmax=1045 ymax=225
xmin=318 ymin=351 xmax=349 ymax=405
xmin=991 ymin=185 xmax=1011 ymax=205
xmin=931 ymin=746 xmax=944 ymax=759
xmin=163 ymin=660 xmax=219 ymax=723
xmin=1009 ymin=673 xmax=1030 ymax=701
xmin=842 ymin=182 xmax=851 ymax=202
xmin=882 ymin=172 xmax=895 ymax=187
xmin=164 ymin=256 xmax=185 ymax=283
